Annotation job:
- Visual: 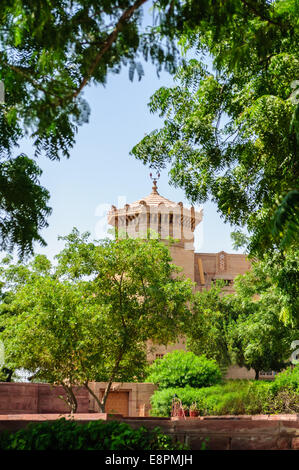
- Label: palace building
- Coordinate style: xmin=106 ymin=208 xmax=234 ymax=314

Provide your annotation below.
xmin=107 ymin=178 xmax=264 ymax=380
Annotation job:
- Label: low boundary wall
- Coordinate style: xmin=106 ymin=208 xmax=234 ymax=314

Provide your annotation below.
xmin=0 ymin=414 xmax=298 ymax=450
xmin=122 ymin=415 xmax=299 ymax=450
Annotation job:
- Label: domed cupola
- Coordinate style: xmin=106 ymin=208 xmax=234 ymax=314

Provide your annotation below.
xmin=108 ymin=175 xmax=202 ymax=250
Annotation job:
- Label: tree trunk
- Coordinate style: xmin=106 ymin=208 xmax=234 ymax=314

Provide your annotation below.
xmin=84 ymin=382 xmax=103 ymax=412
xmin=100 ymin=379 xmax=114 ymax=413
xmin=84 ymin=380 xmax=113 ymax=413
xmin=99 ymin=352 xmax=125 ymax=412
xmin=254 ymin=369 xmax=260 ymax=380
xmin=62 ymin=384 xmax=78 ymax=413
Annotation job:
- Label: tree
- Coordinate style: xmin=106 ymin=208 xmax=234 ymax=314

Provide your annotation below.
xmin=0 ymin=0 xmax=178 ymax=253
xmin=131 ymin=0 xmax=299 ymax=255
xmin=226 ymin=309 xmax=295 ymax=380
xmin=229 ymin=256 xmax=297 ymax=377
xmin=230 ymin=249 xmax=299 ymax=326
xmin=186 ymin=252 xmax=299 ymax=377
xmin=0 ymin=230 xmax=193 ymax=412
xmin=186 ymin=281 xmax=234 ymax=369
xmin=225 ymin=256 xmax=299 ymax=378
xmin=0 ymin=0 xmax=182 ymax=161
xmin=0 ymin=253 xmax=53 ymax=381
xmin=0 ymin=276 xmax=102 ymax=411
xmin=2 ymin=1 xmax=296 ymax=159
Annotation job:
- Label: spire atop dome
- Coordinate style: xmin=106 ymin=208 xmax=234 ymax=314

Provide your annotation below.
xmin=150 ymin=171 xmax=160 ymax=195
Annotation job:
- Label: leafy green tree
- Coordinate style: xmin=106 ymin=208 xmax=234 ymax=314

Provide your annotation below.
xmin=226 ymin=309 xmax=295 ymax=380
xmin=225 ymin=256 xmax=299 ymax=378
xmin=271 ymin=190 xmax=299 ymax=250
xmin=131 ymin=0 xmax=299 ymax=254
xmin=0 ymin=253 xmax=53 ymax=381
xmin=186 ymin=252 xmax=299 ymax=377
xmin=0 ymin=230 xmax=193 ymax=412
xmin=231 ymin=249 xmax=299 ymax=326
xmin=0 ymin=276 xmax=102 ymax=411
xmin=186 ymin=282 xmax=235 ymax=369
xmin=150 ymin=366 xmax=299 ymax=416
xmin=2 ymin=1 xmax=296 ymax=160
xmin=0 ymin=419 xmax=186 ymax=450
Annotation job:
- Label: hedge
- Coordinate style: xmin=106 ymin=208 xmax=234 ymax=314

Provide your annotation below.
xmin=0 ymin=419 xmax=187 ymax=450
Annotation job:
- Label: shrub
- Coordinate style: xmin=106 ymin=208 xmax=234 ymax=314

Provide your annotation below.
xmin=146 ymin=350 xmax=222 ymax=389
xmin=150 ymin=382 xmax=257 ymax=417
xmin=0 ymin=419 xmax=186 ymax=450
xmin=270 ymin=365 xmax=299 ymax=395
xmin=269 ymin=390 xmax=299 ymax=414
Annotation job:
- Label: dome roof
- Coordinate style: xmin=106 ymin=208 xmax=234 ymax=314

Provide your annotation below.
xmin=107 ymin=179 xmax=203 ymax=237
xmin=130 ymin=183 xmax=178 ymax=208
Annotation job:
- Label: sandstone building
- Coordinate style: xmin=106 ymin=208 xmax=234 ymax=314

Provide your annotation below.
xmin=107 ymin=179 xmax=265 ymax=380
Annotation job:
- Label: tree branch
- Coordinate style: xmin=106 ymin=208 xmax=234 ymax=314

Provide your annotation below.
xmin=72 ymin=0 xmax=149 ymax=99
xmin=84 ymin=381 xmax=103 ymax=411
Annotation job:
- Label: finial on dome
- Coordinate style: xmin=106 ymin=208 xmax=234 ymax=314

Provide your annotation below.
xmin=149 ymin=171 xmax=160 ymax=194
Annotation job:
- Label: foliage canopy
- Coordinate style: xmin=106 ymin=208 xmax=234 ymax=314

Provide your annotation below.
xmin=187 ymin=251 xmax=299 ymax=377
xmin=146 ymin=350 xmax=222 ymax=389
xmin=1 ymin=0 xmax=298 ymax=253
xmin=0 ymin=230 xmax=193 ymax=411
xmin=131 ymin=0 xmax=299 ymax=254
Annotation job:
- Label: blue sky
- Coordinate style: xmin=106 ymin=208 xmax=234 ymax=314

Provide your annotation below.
xmin=15 ymin=58 xmax=243 ymax=261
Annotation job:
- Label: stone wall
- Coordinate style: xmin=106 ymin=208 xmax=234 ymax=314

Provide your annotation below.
xmin=0 ymin=414 xmax=298 ymax=450
xmin=88 ymin=382 xmax=157 ymax=417
xmin=0 ymin=382 xmax=156 ymax=417
xmin=194 ymin=252 xmax=251 ymax=291
xmin=120 ymin=415 xmax=299 ymax=450
xmin=0 ymin=382 xmax=89 ymax=414
xmin=170 ymin=245 xmax=195 ymax=282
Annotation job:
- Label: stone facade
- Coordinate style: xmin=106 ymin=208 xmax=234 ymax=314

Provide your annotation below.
xmin=88 ymin=382 xmax=157 ymax=417
xmin=194 ymin=251 xmax=251 ymax=292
